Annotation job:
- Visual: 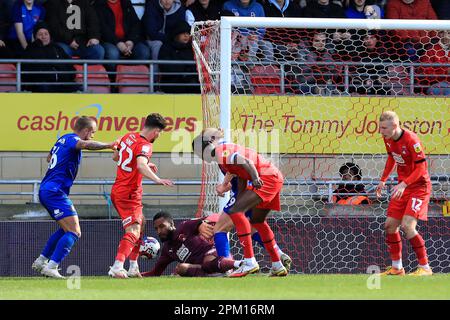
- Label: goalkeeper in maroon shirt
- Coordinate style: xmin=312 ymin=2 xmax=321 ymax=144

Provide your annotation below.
xmin=141 ymin=211 xmax=241 ymax=277
xmin=376 ymin=111 xmax=432 ymax=276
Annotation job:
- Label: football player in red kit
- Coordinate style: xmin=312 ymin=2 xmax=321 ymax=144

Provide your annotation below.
xmin=108 ymin=113 xmax=174 ymax=278
xmin=192 ymin=128 xmax=288 ymax=277
xmin=376 ymin=111 xmax=432 ymax=276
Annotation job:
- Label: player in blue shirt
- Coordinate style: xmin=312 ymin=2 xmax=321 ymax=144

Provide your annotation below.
xmin=32 ymin=116 xmax=116 ymax=278
xmin=213 ymin=172 xmax=292 ymax=272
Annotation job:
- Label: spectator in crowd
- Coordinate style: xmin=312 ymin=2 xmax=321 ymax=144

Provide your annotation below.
xmin=0 ymin=0 xmax=13 ymax=58
xmin=303 ymin=0 xmax=346 ymax=18
xmin=417 ymin=30 xmax=450 ymax=96
xmin=22 ymin=22 xmax=79 ymax=92
xmin=44 ymin=0 xmax=104 ymax=59
xmin=186 ymin=0 xmax=222 ymax=23
xmin=303 ymin=1 xmax=347 ymax=61
xmin=158 ymin=20 xmax=200 ymax=93
xmin=332 ymin=162 xmax=371 ymax=205
xmin=143 ymin=0 xmax=190 ymax=63
xmin=7 ymin=0 xmax=45 ymax=56
xmin=386 ymin=0 xmax=437 ymax=62
xmin=285 ymin=30 xmax=342 ymax=95
xmin=95 ymin=0 xmax=150 ymax=62
xmin=261 ymin=0 xmax=304 ymax=62
xmin=378 ymin=64 xmax=411 ymax=95
xmin=222 ymin=0 xmax=274 ymax=62
xmin=430 ymin=0 xmax=450 ymax=20
xmin=345 ymin=0 xmax=384 ymax=19
xmin=350 ymin=30 xmax=389 ymax=95
xmin=131 ymin=0 xmax=146 ymax=19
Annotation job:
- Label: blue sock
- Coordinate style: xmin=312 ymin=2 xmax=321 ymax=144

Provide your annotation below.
xmin=49 ymin=232 xmax=79 ymax=264
xmin=41 ymin=228 xmax=65 ymax=259
xmin=214 ymin=232 xmax=230 ymax=258
xmin=252 ymin=232 xmax=264 ymax=247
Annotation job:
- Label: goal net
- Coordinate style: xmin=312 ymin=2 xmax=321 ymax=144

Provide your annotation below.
xmin=191 ymin=17 xmax=450 ymax=274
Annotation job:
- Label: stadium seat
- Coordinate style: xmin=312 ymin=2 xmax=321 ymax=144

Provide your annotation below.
xmin=74 ymin=64 xmax=111 ymax=93
xmin=250 ymin=65 xmax=281 ymax=95
xmin=116 ymin=65 xmax=150 ymax=93
xmin=0 ymin=64 xmax=17 ymax=92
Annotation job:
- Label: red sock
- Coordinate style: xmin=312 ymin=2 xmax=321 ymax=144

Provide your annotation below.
xmin=129 ymin=238 xmax=142 ymax=261
xmin=229 ymin=212 xmax=254 ymax=259
xmin=115 ymin=232 xmax=138 ymax=262
xmin=409 ymin=233 xmax=428 ymax=266
xmin=386 ymin=232 xmax=402 ymax=262
xmin=252 ymin=222 xmax=280 ymax=262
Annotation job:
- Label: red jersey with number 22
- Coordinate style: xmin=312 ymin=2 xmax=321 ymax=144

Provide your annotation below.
xmin=112 ymin=132 xmax=153 ymax=196
xmin=383 ymin=129 xmax=430 ymax=188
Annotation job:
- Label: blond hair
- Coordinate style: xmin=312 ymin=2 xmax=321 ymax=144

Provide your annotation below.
xmin=379 ymin=111 xmax=399 ymax=124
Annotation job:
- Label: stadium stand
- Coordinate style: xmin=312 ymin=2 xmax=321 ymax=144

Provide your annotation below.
xmin=116 ymin=64 xmax=150 ymax=93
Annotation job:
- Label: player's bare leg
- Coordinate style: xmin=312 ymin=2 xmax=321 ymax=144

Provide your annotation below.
xmin=109 ymin=222 xmax=141 ymax=279
xmin=40 ymin=216 xmax=81 ymax=279
xmin=401 ymin=215 xmax=432 ymax=276
xmin=227 ymin=190 xmax=262 ymax=277
xmin=251 ymin=208 xmax=287 ymax=277
xmin=380 ymin=217 xmax=405 ymax=276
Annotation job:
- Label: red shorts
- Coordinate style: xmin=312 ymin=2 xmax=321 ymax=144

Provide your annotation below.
xmin=387 ymin=183 xmax=431 ymax=221
xmin=253 ymin=172 xmax=284 ymax=211
xmin=111 ymin=190 xmax=144 ymax=229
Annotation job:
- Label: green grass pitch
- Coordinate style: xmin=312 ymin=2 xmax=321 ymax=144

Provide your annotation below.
xmin=0 ymin=274 xmax=449 ymax=300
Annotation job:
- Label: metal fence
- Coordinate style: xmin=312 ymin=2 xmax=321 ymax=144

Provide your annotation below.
xmin=0 ymin=175 xmax=447 ymax=205
xmin=1 ymin=59 xmax=449 ymax=94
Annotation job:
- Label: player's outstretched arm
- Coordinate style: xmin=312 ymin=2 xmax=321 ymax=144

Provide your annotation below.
xmin=141 ymin=256 xmax=172 ymax=277
xmin=76 ymin=140 xmax=116 ymax=151
xmin=376 ymin=155 xmax=396 ymax=198
xmin=136 ymin=156 xmax=174 ymax=186
xmin=233 ymin=154 xmax=263 ymax=189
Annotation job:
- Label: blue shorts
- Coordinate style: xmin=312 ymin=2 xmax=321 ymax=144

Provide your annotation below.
xmin=223 ymin=194 xmax=252 ymax=218
xmin=39 ymin=189 xmax=77 ymax=221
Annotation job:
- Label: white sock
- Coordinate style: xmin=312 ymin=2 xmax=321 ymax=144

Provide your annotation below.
xmin=244 ymin=257 xmax=257 ymax=266
xmin=112 ymin=260 xmax=124 ymax=270
xmin=233 ymin=260 xmax=242 ymax=268
xmin=419 ymin=264 xmax=430 ymax=270
xmin=47 ymin=260 xmax=58 ymax=269
xmin=129 ymin=260 xmax=139 ymax=269
xmin=272 ymin=261 xmax=283 ymax=269
xmin=392 ymin=259 xmax=403 ymax=269
xmin=37 ymin=254 xmax=48 ymax=262
xmin=275 ymin=245 xmax=284 ymax=256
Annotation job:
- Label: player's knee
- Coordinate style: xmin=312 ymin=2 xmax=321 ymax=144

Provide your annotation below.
xmin=400 ymin=223 xmax=415 ymax=235
xmin=126 ymin=224 xmax=141 ymax=238
xmin=384 ymin=222 xmax=397 ymax=234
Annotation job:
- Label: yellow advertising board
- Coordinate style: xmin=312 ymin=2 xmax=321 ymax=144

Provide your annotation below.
xmin=0 ymin=94 xmax=448 ymax=154
xmin=0 ymin=94 xmax=202 ymax=152
xmin=232 ymin=96 xmax=450 ymax=154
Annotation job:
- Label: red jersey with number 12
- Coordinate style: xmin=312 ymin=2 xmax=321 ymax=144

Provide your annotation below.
xmin=383 ymin=129 xmax=430 ymax=188
xmin=112 ymin=132 xmax=153 ymax=195
xmin=215 ymin=142 xmax=281 ymax=180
